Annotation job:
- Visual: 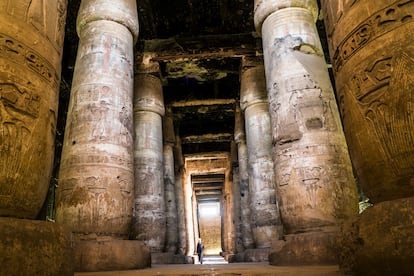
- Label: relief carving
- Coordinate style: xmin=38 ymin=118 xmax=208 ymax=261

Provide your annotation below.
xmin=0 ymin=33 xmax=59 ymax=88
xmin=6 ymin=0 xmax=67 ymax=49
xmin=333 ymin=0 xmax=414 ymax=72
xmin=345 ymin=49 xmax=414 ymax=175
xmin=0 ymin=83 xmax=38 ymax=196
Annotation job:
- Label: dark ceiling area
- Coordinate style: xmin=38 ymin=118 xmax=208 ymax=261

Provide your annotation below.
xmin=59 ymin=0 xmax=327 ymax=157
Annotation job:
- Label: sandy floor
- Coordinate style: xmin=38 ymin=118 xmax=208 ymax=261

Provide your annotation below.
xmin=75 ymin=263 xmax=343 ymax=276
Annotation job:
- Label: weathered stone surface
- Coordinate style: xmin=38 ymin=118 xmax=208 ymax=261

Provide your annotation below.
xmin=240 ymin=63 xmax=282 ymax=248
xmin=163 ymin=108 xmax=178 ymax=254
xmin=269 ymin=231 xmax=338 ymax=265
xmin=74 ymin=239 xmax=150 ymax=272
xmin=244 ymin=248 xmax=269 ymax=262
xmin=260 ymin=6 xmax=358 ymax=235
xmin=0 ymin=0 xmax=67 ymax=218
xmin=151 ymin=252 xmax=187 ymax=265
xmin=132 ymin=72 xmax=166 ymax=252
xmin=321 ymin=0 xmax=414 ymax=203
xmin=56 ymin=19 xmax=135 ymax=236
xmin=338 ymin=197 xmax=414 ymax=275
xmin=0 ymin=218 xmax=74 ymax=276
xmin=174 ymin=135 xmax=187 ymax=255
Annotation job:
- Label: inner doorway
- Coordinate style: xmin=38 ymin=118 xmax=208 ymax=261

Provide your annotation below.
xmin=198 ymin=201 xmax=222 ymax=255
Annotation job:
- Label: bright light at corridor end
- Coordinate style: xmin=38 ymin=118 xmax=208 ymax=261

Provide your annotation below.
xmin=199 ymin=202 xmax=220 ymax=218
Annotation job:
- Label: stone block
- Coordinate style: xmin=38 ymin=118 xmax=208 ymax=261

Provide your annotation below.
xmin=74 ymin=239 xmax=150 ymax=272
xmin=244 ymin=248 xmax=270 ymax=262
xmin=269 ymin=232 xmax=338 ymax=265
xmin=151 ymin=252 xmax=187 ymax=265
xmin=339 ymin=197 xmax=414 ymax=275
xmin=0 ymin=218 xmax=74 ymax=276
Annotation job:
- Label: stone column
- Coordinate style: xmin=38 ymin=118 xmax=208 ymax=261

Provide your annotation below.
xmin=230 ymin=140 xmax=243 ymax=255
xmin=0 ymin=2 xmax=73 ymax=275
xmin=234 ymin=106 xmax=255 ymax=251
xmin=174 ymin=134 xmax=187 ymax=257
xmin=240 ymin=58 xmax=282 ymax=249
xmin=131 ymin=61 xmax=166 ymax=253
xmin=254 ymin=0 xmax=359 ymax=265
xmin=56 ymin=0 xmax=150 ymax=271
xmin=163 ymin=107 xmax=178 ymax=253
xmin=0 ymin=0 xmax=66 ymax=219
xmin=322 ymin=1 xmax=414 ymax=274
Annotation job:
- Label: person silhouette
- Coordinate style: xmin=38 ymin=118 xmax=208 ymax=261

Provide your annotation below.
xmin=196 ymin=238 xmax=205 ymax=264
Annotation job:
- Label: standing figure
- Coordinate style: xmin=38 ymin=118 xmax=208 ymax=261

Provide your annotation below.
xmin=196 ymin=238 xmax=205 ymax=264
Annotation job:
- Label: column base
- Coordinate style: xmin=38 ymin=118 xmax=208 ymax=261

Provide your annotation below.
xmin=231 ymin=248 xmax=269 ymax=262
xmin=74 ymin=239 xmax=150 ymax=272
xmin=339 ymin=197 xmax=414 ymax=275
xmin=151 ymin=252 xmax=188 ymax=264
xmin=269 ymin=231 xmax=338 ymax=265
xmin=0 ymin=217 xmax=74 ymax=276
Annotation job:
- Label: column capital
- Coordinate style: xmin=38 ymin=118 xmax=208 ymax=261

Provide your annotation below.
xmin=240 ymin=63 xmax=268 ymax=112
xmin=77 ymin=0 xmax=139 ymax=44
xmin=134 ymin=73 xmax=165 ymax=116
xmin=254 ymin=0 xmax=318 ymax=36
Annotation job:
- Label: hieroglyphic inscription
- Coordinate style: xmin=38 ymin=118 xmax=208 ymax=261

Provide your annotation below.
xmin=0 ymin=83 xmax=39 ymax=196
xmin=345 ymin=50 xmax=414 ymax=173
xmin=333 ymin=0 xmax=414 ymax=72
xmin=0 ymin=33 xmax=59 ymax=88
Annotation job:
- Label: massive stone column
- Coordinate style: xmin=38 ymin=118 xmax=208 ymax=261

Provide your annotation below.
xmin=131 ymin=61 xmax=166 ymax=253
xmin=240 ymin=58 xmax=282 ymax=250
xmin=174 ymin=134 xmax=187 ymax=257
xmin=0 ymin=0 xmax=66 ymax=219
xmin=234 ymin=106 xmax=255 ymax=251
xmin=230 ymin=140 xmax=243 ymax=256
xmin=56 ymin=0 xmax=150 ymax=271
xmin=254 ymin=0 xmax=359 ymax=265
xmin=163 ymin=107 xmax=178 ymax=253
xmin=0 ymin=2 xmax=73 ymax=275
xmin=322 ymin=1 xmax=414 ymax=274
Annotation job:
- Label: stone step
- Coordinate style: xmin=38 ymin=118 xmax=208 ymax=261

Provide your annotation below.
xmin=201 ymin=255 xmax=228 ymax=265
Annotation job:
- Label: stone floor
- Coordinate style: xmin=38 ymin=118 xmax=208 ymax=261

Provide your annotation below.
xmin=75 ymin=256 xmax=343 ymax=276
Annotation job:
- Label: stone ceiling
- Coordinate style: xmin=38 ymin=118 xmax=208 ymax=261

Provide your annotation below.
xmin=60 ymin=0 xmax=327 ymax=158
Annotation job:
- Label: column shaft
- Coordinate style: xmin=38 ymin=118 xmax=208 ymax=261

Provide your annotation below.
xmin=163 ymin=108 xmax=178 ymax=253
xmin=322 ymin=1 xmax=414 ymax=273
xmin=57 ymin=0 xmax=138 ymax=237
xmin=56 ymin=0 xmax=150 ymax=271
xmin=234 ymin=106 xmax=255 ymax=250
xmin=240 ymin=62 xmax=282 ymax=249
xmin=132 ymin=72 xmax=166 ymax=253
xmin=174 ymin=135 xmax=187 ymax=255
xmin=0 ymin=0 xmax=67 ymax=219
xmin=255 ymin=0 xmax=358 ymax=264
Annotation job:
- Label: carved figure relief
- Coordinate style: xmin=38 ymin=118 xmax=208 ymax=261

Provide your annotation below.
xmin=0 ymin=83 xmax=39 ymax=196
xmin=5 ymin=0 xmax=67 ymax=50
xmin=346 ymin=50 xmax=414 ymax=175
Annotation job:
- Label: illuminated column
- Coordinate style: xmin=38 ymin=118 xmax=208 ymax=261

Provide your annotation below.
xmin=322 ymin=1 xmax=414 ymax=274
xmin=240 ymin=58 xmax=282 ymax=249
xmin=0 ymin=0 xmax=66 ymax=219
xmin=163 ymin=107 xmax=178 ymax=253
xmin=0 ymin=2 xmax=73 ymax=275
xmin=234 ymin=106 xmax=254 ymax=250
xmin=56 ymin=0 xmax=150 ymax=271
xmin=254 ymin=0 xmax=358 ymax=265
xmin=131 ymin=60 xmax=166 ymax=253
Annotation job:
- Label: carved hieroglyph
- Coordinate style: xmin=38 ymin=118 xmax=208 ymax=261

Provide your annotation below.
xmin=0 ymin=0 xmax=67 ymax=218
xmin=256 ymin=3 xmax=358 ymax=235
xmin=56 ymin=0 xmax=138 ymax=237
xmin=322 ymin=0 xmax=414 ymax=203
